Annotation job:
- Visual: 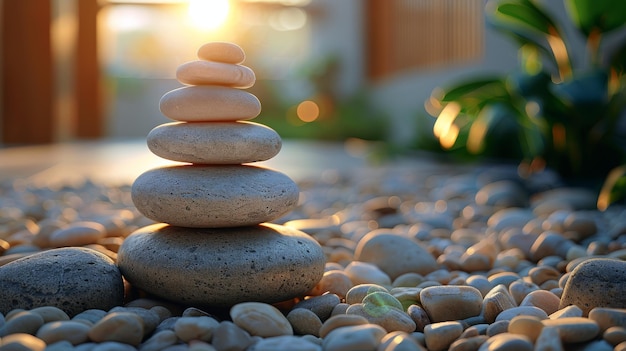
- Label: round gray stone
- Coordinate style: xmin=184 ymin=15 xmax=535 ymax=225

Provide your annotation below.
xmin=0 ymin=247 xmax=124 ymax=316
xmin=117 ymin=223 xmax=325 ymax=307
xmin=131 ymin=164 xmax=299 ymax=228
xmin=147 ymin=121 xmax=281 ymax=164
xmin=560 ymin=258 xmax=626 ymax=315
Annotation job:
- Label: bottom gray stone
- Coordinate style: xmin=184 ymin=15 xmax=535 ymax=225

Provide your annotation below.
xmin=117 ymin=223 xmax=325 ymax=307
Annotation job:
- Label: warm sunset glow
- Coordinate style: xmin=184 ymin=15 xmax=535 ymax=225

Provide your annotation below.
xmin=188 ymin=0 xmax=230 ymax=31
xmin=296 ymin=100 xmax=320 ymax=122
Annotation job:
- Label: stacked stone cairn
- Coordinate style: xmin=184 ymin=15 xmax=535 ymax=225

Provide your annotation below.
xmin=117 ymin=42 xmax=325 ymax=307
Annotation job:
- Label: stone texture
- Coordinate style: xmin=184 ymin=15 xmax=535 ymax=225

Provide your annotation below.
xmin=131 ymin=164 xmax=299 ymax=228
xmin=146 ymin=121 xmax=281 ymax=164
xmin=176 ymin=60 xmax=255 ymax=88
xmin=559 ymin=258 xmax=626 ymax=315
xmin=117 ymin=223 xmax=325 ymax=307
xmin=0 ymin=247 xmax=123 ymax=316
xmin=197 ymin=42 xmax=246 ymax=64
xmin=159 ymin=86 xmax=261 ymax=122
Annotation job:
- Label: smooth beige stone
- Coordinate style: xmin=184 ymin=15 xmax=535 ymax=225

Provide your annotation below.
xmin=177 ymin=61 xmax=255 ymax=88
xmin=542 ymin=317 xmax=600 ymax=343
xmin=197 ymin=42 xmax=245 ymax=64
xmin=174 ymin=316 xmax=219 ymax=342
xmin=230 ymin=302 xmax=293 ymax=337
xmin=508 ymin=315 xmax=543 ymax=342
xmin=322 ymin=324 xmax=387 ymax=351
xmin=495 ymin=306 xmax=548 ymax=322
xmin=0 ymin=333 xmax=46 ymax=351
xmin=36 ymin=320 xmax=90 ymax=345
xmin=146 ymin=121 xmax=281 ymax=164
xmin=87 ymin=312 xmax=144 ymax=346
xmin=520 ymin=290 xmax=561 ymax=315
xmin=319 ymin=314 xmax=369 ymax=338
xmin=424 ymin=321 xmax=463 ymax=351
xmin=420 ymin=285 xmax=483 ymax=322
xmin=343 ymin=261 xmax=392 ymax=286
xmin=533 ymin=326 xmax=563 ymax=351
xmin=131 ymin=165 xmax=298 ymax=228
xmin=589 ymin=307 xmax=626 ymax=332
xmin=479 ymin=333 xmax=533 ymax=351
xmin=117 ymin=223 xmax=325 ymax=307
xmin=354 ymin=230 xmax=438 ymax=278
xmin=159 ymin=86 xmax=261 ymax=122
xmin=49 ymin=221 xmax=106 ymax=247
xmin=549 ymin=305 xmax=583 ymax=319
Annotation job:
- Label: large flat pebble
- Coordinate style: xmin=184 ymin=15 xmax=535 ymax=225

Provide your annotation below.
xmin=117 ymin=223 xmax=325 ymax=306
xmin=147 ymin=121 xmax=281 ymax=164
xmin=176 ymin=60 xmax=255 ymax=88
xmin=131 ymin=164 xmax=299 ymax=227
xmin=0 ymin=248 xmax=123 ymax=316
xmin=159 ymin=86 xmax=260 ymax=122
xmin=197 ymin=42 xmax=246 ymax=64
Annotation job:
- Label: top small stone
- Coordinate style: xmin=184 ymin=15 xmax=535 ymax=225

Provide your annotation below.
xmin=197 ymin=42 xmax=245 ymax=64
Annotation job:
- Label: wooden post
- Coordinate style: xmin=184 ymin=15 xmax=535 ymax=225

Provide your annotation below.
xmin=75 ymin=0 xmax=102 ymax=139
xmin=1 ymin=0 xmax=54 ymax=144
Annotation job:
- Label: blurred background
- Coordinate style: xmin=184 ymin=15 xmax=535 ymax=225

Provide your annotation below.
xmin=0 ymin=0 xmax=577 ymax=150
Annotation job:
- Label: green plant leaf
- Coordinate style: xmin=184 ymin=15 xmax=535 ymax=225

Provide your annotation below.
xmin=439 ymin=78 xmax=506 ymax=102
xmin=565 ymin=0 xmax=626 ymax=36
xmin=597 ymin=165 xmax=626 ymax=210
xmin=488 ymin=0 xmax=560 ymax=36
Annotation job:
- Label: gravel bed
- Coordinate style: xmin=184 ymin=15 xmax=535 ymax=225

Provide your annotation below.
xmin=1 ymin=161 xmax=626 ymax=351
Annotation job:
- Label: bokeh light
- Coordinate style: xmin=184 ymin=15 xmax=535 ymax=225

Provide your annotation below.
xmin=296 ymin=100 xmax=320 ymax=122
xmin=188 ymin=0 xmax=230 ymax=31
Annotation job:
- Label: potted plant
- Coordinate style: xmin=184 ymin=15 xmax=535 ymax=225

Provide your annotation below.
xmin=426 ymin=0 xmax=626 ymax=206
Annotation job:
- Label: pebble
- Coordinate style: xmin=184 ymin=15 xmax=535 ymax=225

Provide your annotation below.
xmin=495 ymin=306 xmax=548 ymax=322
xmin=354 ymin=230 xmax=438 ymax=278
xmin=197 ymin=42 xmax=246 ymax=64
xmin=176 ymin=60 xmax=255 ymax=88
xmin=174 ymin=316 xmax=219 ymax=342
xmin=588 ymin=307 xmax=626 ymax=332
xmin=210 ymin=321 xmax=255 ymax=351
xmin=541 ymin=317 xmax=600 ymax=343
xmin=159 ymin=86 xmax=261 ymax=122
xmin=308 ymin=270 xmax=353 ymax=298
xmin=343 ymin=261 xmax=392 ymax=286
xmin=147 ymin=121 xmax=281 ymax=164
xmin=0 ymin=333 xmax=46 ymax=351
xmin=478 ymin=332 xmax=533 ymax=351
xmin=419 ymin=285 xmax=483 ymax=322
xmin=118 ymin=223 xmax=324 ymax=306
xmin=322 ymin=324 xmax=387 ymax=351
xmin=424 ymin=321 xmax=464 ymax=351
xmin=507 ymin=315 xmax=543 ymax=342
xmin=139 ymin=330 xmax=178 ymax=351
xmin=603 ymin=326 xmax=626 ymax=346
xmin=0 ymin=247 xmax=124 ymax=316
xmin=318 ymin=314 xmax=369 ymax=338
xmin=378 ymin=331 xmax=424 ymax=351
xmin=292 ymin=294 xmax=341 ymax=321
xmin=48 ymin=221 xmax=105 ymax=247
xmin=0 ymin=311 xmax=44 ymax=336
xmin=287 ymin=308 xmax=322 ymax=336
xmin=345 ymin=284 xmax=389 ymax=305
xmin=230 ymin=302 xmax=293 ymax=337
xmin=87 ymin=311 xmax=144 ymax=346
xmin=249 ymin=335 xmax=322 ymax=351
xmin=35 ymin=320 xmax=90 ymax=345
xmin=560 ymin=258 xmax=626 ymax=315
xmin=346 ymin=293 xmax=416 ymax=332
xmin=519 ymin=289 xmax=560 ymax=315
xmin=131 ymin=165 xmax=299 ymax=227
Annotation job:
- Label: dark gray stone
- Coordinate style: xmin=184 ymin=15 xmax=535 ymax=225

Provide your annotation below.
xmin=0 ymin=247 xmax=124 ymax=316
